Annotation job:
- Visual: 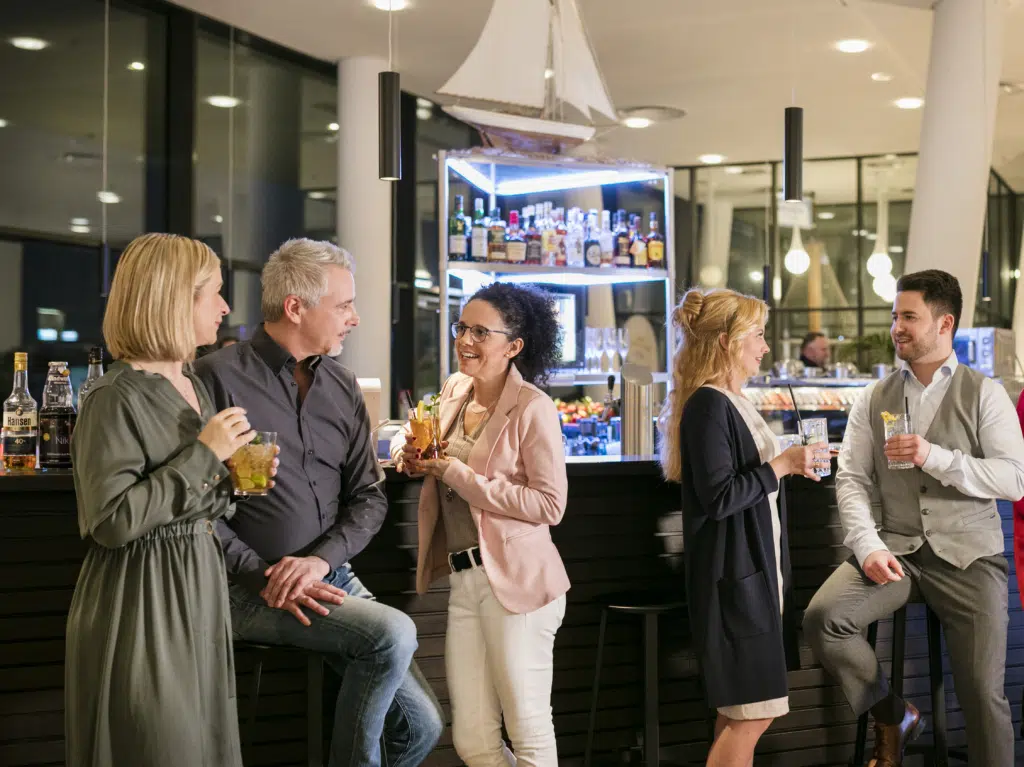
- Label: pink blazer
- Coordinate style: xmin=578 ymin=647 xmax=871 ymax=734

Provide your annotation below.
xmin=394 ymin=366 xmax=570 ymax=614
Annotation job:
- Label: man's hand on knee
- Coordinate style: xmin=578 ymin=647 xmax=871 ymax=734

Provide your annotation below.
xmin=862 ymin=550 xmax=904 ymax=585
xmin=277 ymin=581 xmax=347 ymax=626
xmin=262 ymin=555 xmax=332 ymax=608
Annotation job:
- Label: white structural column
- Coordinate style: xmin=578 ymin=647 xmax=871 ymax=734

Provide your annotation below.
xmin=337 ymin=57 xmax=392 ymax=421
xmin=903 ymin=0 xmax=1003 ymax=326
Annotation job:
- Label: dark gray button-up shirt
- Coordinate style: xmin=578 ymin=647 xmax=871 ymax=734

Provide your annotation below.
xmin=193 ymin=325 xmax=386 ymax=592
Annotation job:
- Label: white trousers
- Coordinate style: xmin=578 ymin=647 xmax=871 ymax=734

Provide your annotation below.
xmin=446 ymin=564 xmax=566 ymax=767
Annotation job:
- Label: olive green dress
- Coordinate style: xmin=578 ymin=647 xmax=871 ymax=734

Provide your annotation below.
xmin=65 ymin=363 xmax=242 ymax=767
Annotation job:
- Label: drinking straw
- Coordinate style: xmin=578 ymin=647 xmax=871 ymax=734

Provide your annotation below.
xmin=905 ymin=395 xmax=911 ymax=432
xmin=787 ymin=383 xmax=804 ymax=434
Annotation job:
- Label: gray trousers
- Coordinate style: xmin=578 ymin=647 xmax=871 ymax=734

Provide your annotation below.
xmin=803 ymin=543 xmax=1012 ymax=766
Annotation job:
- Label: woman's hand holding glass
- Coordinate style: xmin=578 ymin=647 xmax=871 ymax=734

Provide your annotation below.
xmin=770 ymin=444 xmax=821 ymax=482
xmin=398 ymin=432 xmax=449 ymax=478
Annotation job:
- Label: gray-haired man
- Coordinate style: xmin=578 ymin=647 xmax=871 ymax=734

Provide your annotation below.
xmin=195 ymin=239 xmax=443 ymax=767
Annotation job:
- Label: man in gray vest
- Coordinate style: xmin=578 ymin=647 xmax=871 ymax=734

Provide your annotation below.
xmin=803 ymin=269 xmax=1024 ymax=766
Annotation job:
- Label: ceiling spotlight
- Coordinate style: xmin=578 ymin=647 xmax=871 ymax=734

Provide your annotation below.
xmin=749 ymin=270 xmax=764 ymax=283
xmin=327 ymin=122 xmax=340 ymax=131
xmin=212 ymin=214 xmax=224 ymax=223
xmin=835 ymin=39 xmax=871 ymax=54
xmin=416 ymin=107 xmax=432 ymax=120
xmin=894 ymin=97 xmax=924 ymax=110
xmin=416 ymin=97 xmax=433 ymax=109
xmin=97 ymin=191 xmax=121 ymax=204
xmin=871 ymin=72 xmax=893 ymax=82
xmin=889 ymin=245 xmax=904 ymax=254
xmin=10 ymin=37 xmax=49 ymax=51
xmin=373 ymin=0 xmax=408 ymax=9
xmin=818 ymin=211 xmax=835 ymax=220
xmin=70 ymin=217 xmax=89 ymax=227
xmin=205 ymin=95 xmax=241 ymax=108
xmin=623 ymin=116 xmax=652 ymax=129
xmin=308 ymin=191 xmax=328 ymax=200
xmin=128 ymin=61 xmax=146 ymax=71
xmin=70 ymin=224 xmax=91 ymax=234
xmin=544 ymin=68 xmax=554 ymax=80
xmin=0 ymin=119 xmax=8 ymax=128
xmin=724 ymin=166 xmax=743 ymax=175
xmin=699 ymin=154 xmax=726 ymax=165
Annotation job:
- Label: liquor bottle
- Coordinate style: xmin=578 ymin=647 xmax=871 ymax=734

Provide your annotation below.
xmin=506 ymin=210 xmax=527 ymax=263
xmin=470 ymin=198 xmax=488 ymax=262
xmin=448 ymin=194 xmax=468 ymax=262
xmin=3 ymin=352 xmax=38 ymax=471
xmin=77 ymin=346 xmax=104 ymax=410
xmin=565 ymin=208 xmax=585 ymax=267
xmin=487 ymin=207 xmax=507 ymax=262
xmin=524 ymin=206 xmax=543 ymax=264
xmin=39 ymin=361 xmax=76 ymax=469
xmin=540 ymin=203 xmax=557 ymax=266
xmin=553 ymin=208 xmax=567 ymax=267
xmin=629 ymin=214 xmax=648 ymax=267
xmin=584 ymin=210 xmax=602 ymax=266
xmin=646 ymin=212 xmax=665 ymax=269
xmin=599 ymin=210 xmax=614 ymax=266
xmin=613 ymin=209 xmax=631 ymax=266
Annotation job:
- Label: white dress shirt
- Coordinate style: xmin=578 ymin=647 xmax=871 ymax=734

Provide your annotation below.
xmin=836 ymin=351 xmax=1024 ymax=566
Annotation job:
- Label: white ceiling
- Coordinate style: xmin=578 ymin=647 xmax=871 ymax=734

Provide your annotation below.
xmin=169 ymin=0 xmax=1024 ymax=189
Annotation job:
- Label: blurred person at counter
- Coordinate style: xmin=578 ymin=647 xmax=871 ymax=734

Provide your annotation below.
xmin=394 ymin=283 xmax=569 ymax=767
xmin=66 ymin=234 xmax=270 ymax=766
xmin=658 ymin=288 xmax=820 ymax=766
xmin=798 ymin=331 xmax=830 ymax=370
xmin=195 ymin=239 xmax=443 ymax=767
xmin=804 ymin=270 xmax=1024 ymax=766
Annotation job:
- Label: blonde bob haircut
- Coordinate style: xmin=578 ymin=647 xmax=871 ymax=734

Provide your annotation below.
xmin=103 ymin=233 xmax=221 ymax=363
xmin=658 ymin=287 xmax=769 ymax=482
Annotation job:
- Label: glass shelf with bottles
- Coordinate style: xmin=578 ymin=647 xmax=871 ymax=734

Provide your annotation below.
xmin=741 ymin=380 xmax=871 ymax=414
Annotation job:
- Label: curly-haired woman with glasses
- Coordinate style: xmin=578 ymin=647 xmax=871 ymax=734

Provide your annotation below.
xmin=391 ymin=282 xmax=569 ymax=767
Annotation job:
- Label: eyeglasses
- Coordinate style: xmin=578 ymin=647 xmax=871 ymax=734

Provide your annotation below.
xmin=451 ymin=322 xmax=516 ymax=343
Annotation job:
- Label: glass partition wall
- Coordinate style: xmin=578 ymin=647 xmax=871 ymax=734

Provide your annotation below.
xmin=677 ymin=154 xmax=1020 ymax=369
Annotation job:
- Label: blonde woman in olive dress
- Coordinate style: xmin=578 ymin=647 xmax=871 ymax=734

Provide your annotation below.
xmin=64 ymin=234 xmax=293 ymax=766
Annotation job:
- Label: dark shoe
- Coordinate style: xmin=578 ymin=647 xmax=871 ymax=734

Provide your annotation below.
xmin=867 ymin=702 xmax=924 ymax=766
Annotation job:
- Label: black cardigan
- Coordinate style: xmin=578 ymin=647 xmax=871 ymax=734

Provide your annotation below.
xmin=680 ymin=386 xmax=799 ymax=708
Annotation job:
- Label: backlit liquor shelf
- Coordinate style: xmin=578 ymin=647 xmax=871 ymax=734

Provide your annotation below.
xmin=742 ymin=379 xmax=871 ymax=414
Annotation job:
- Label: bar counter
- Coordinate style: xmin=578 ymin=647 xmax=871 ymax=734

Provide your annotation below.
xmin=2 ymin=458 xmax=1022 ymax=765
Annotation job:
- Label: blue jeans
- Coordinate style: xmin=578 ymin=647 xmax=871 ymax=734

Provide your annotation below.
xmin=229 ymin=565 xmax=443 ymax=767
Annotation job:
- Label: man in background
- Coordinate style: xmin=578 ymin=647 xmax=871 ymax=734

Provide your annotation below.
xmin=799 ymin=331 xmax=830 ymax=369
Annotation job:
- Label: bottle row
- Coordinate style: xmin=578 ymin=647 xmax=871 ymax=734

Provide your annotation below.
xmin=448 ymin=195 xmax=666 ymax=269
xmin=1 ymin=347 xmax=105 ymax=471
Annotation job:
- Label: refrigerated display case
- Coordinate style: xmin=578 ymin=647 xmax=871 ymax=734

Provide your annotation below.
xmin=743 ymin=377 xmax=873 ymax=441
xmin=436 ymin=149 xmax=675 ymax=385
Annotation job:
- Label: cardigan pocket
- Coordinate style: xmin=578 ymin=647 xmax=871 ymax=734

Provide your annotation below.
xmin=717 ymin=570 xmax=775 ymax=641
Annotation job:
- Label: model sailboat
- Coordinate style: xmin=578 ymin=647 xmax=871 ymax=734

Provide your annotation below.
xmin=437 ymin=0 xmax=616 ymax=154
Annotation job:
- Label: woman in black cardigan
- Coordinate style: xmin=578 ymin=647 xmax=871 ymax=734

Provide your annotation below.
xmin=659 ymin=288 xmax=823 ymax=766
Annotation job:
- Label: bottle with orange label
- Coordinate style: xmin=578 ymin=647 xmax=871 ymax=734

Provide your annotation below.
xmin=646 ymin=212 xmax=665 ymax=269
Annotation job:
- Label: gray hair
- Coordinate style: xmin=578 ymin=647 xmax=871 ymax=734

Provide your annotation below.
xmin=261 ymin=238 xmax=354 ymax=322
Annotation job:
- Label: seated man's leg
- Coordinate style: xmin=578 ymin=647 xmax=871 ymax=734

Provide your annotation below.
xmin=380 ymin=659 xmax=445 ymax=767
xmin=802 ymin=557 xmax=913 ymax=717
xmin=228 ymin=566 xmax=419 ymax=767
xmin=916 ymin=547 xmax=1013 ymax=766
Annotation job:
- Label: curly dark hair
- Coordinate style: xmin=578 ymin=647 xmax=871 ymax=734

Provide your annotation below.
xmin=467 ymin=283 xmax=562 ymax=386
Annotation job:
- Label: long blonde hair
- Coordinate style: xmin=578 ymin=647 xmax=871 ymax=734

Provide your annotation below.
xmin=658 ymin=288 xmax=769 ymax=481
xmin=103 ymin=233 xmax=221 ymax=363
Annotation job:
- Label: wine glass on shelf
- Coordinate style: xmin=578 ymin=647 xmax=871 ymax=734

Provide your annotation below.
xmin=584 ymin=327 xmax=596 ymax=372
xmin=617 ymin=327 xmax=630 ymax=369
xmin=603 ymin=328 xmax=617 ymax=371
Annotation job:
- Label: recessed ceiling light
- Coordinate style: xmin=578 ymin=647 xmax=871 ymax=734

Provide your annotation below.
xmin=128 ymin=61 xmax=145 ymax=71
xmin=97 ymin=191 xmax=121 ymax=204
xmin=205 ymin=95 xmax=241 ymax=108
xmin=0 ymin=119 xmax=8 ymax=128
xmin=10 ymin=37 xmax=49 ymax=51
xmin=327 ymin=122 xmax=340 ymax=131
xmin=889 ymin=245 xmax=904 ymax=254
xmin=308 ymin=191 xmax=328 ymax=200
xmin=416 ymin=97 xmax=433 ymax=109
xmin=623 ymin=116 xmax=652 ymax=129
xmin=871 ymin=72 xmax=893 ymax=82
xmin=699 ymin=154 xmax=726 ymax=165
xmin=836 ymin=39 xmax=871 ymax=54
xmin=416 ymin=107 xmax=432 ymax=120
xmin=70 ymin=217 xmax=89 ymax=226
xmin=818 ymin=211 xmax=836 ymax=220
xmin=212 ymin=214 xmax=224 ymax=223
xmin=372 ymin=0 xmax=408 ymax=9
xmin=894 ymin=96 xmax=924 ymax=110
xmin=724 ymin=166 xmax=743 ymax=175
xmin=70 ymin=224 xmax=91 ymax=234
xmin=544 ymin=68 xmax=554 ymax=80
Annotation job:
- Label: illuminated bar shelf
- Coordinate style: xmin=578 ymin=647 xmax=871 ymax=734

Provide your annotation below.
xmin=447 ymin=262 xmax=668 ymax=287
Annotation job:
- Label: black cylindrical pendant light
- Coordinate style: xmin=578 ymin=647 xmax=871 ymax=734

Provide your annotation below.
xmin=379 ymin=70 xmax=401 ymax=181
xmin=762 ymin=263 xmax=772 ymax=305
xmin=783 ymin=106 xmax=803 ymax=202
xmin=980 ymin=249 xmax=991 ymax=302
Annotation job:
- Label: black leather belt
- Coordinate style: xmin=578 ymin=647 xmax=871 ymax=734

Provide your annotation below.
xmin=448 ymin=547 xmax=482 ymax=573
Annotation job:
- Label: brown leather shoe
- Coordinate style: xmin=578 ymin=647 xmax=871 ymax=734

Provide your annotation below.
xmin=866 ymin=702 xmax=924 ymax=766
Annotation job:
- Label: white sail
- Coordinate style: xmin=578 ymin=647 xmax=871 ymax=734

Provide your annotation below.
xmin=552 ymin=0 xmax=616 ymax=121
xmin=437 ymin=0 xmax=550 ymax=109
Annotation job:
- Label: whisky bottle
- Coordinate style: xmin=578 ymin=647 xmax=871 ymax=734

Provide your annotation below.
xmin=629 ymin=214 xmax=648 ymax=267
xmin=448 ymin=194 xmax=468 ymax=262
xmin=78 ymin=346 xmax=104 ymax=410
xmin=646 ymin=212 xmax=665 ymax=269
xmin=39 ymin=361 xmax=76 ymax=469
xmin=506 ymin=210 xmax=527 ymax=263
xmin=584 ymin=210 xmax=602 ymax=266
xmin=524 ymin=206 xmax=543 ymax=265
xmin=613 ymin=209 xmax=631 ymax=266
xmin=599 ymin=210 xmax=614 ymax=266
xmin=487 ymin=208 xmax=507 ymax=262
xmin=3 ymin=352 xmax=38 ymax=471
xmin=470 ymin=198 xmax=488 ymax=262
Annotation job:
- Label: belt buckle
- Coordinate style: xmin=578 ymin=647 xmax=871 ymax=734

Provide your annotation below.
xmin=448 ymin=551 xmax=457 ymax=573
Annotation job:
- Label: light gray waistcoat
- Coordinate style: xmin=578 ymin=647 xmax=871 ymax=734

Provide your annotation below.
xmin=869 ymin=366 xmax=1001 ymax=570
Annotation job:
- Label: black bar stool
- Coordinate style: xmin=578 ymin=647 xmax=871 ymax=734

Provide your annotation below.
xmin=583 ymin=591 xmax=694 ymax=767
xmin=850 ymin=604 xmax=968 ymax=767
xmin=235 ymin=640 xmax=325 ymax=767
